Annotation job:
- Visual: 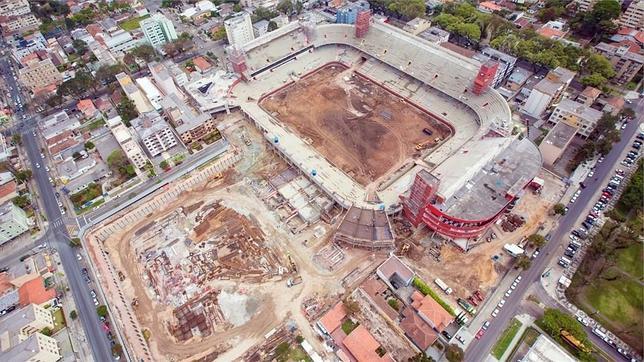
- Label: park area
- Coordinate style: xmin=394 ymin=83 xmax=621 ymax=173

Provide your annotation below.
xmin=567 ymin=160 xmax=643 ymax=353
xmin=259 ymin=63 xmax=452 ymax=186
xmin=119 ymin=14 xmax=149 ymax=31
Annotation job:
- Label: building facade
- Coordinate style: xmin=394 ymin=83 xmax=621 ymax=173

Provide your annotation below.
xmin=141 ymin=13 xmax=178 ymax=48
xmin=131 ymin=112 xmax=178 ymax=157
xmin=0 ymin=0 xmax=30 ymax=17
xmin=0 ymin=13 xmax=40 ymax=34
xmin=224 ymin=12 xmax=255 ymax=47
xmin=595 ymin=42 xmax=644 ymax=85
xmin=18 ymin=56 xmax=62 ymax=92
xmin=107 ymin=115 xmax=150 ymax=171
xmin=0 ymin=202 xmax=30 ymax=245
xmin=475 ymin=47 xmax=517 ymax=88
xmin=161 ymin=94 xmax=217 ymax=145
xmin=618 ymin=0 xmax=644 ymax=31
xmin=548 ymin=98 xmax=603 ymax=138
xmin=116 ymin=72 xmax=153 ymax=114
xmin=336 ymin=1 xmax=370 ymax=24
xmin=0 ymin=304 xmax=60 ymax=362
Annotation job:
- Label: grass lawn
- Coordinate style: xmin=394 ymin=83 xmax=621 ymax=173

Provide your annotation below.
xmin=51 ymin=309 xmax=66 ymax=332
xmin=288 ymin=345 xmax=312 ymax=362
xmin=341 ymin=319 xmax=358 ymax=335
xmin=614 ymin=243 xmax=643 ymax=279
xmin=83 ymin=118 xmax=106 ymax=131
xmin=76 ymin=198 xmax=105 ymax=215
xmin=491 ymin=318 xmax=523 ymax=359
xmin=584 ymin=276 xmax=643 ymax=326
xmin=119 ymin=14 xmax=150 ymax=31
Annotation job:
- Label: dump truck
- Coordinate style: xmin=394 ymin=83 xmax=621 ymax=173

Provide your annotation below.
xmin=457 ymin=298 xmax=477 ymax=315
xmin=434 ymin=278 xmax=453 ymax=295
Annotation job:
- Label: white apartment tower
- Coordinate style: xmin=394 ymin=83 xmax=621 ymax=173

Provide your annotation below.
xmin=140 ymin=13 xmax=178 ymax=48
xmin=619 ymin=0 xmax=644 ymax=31
xmin=224 ymin=12 xmax=255 ymax=47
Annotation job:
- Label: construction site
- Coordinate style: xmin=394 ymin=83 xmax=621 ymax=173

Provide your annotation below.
xmin=259 ymin=63 xmax=452 ymax=186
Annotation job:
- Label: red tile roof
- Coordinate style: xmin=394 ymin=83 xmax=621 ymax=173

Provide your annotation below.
xmin=411 ymin=293 xmax=454 ymax=332
xmin=18 ymin=276 xmax=56 ymax=306
xmin=319 ymin=302 xmax=347 ymax=334
xmin=343 ymin=325 xmax=393 ymax=362
xmin=193 ymin=56 xmax=212 ymax=72
xmin=0 ymin=180 xmax=17 ymax=199
xmin=617 ymin=40 xmax=642 ymax=53
xmin=77 ymin=99 xmax=97 ymax=118
xmin=537 ymin=27 xmax=565 ymax=39
xmin=400 ymin=307 xmax=438 ymax=350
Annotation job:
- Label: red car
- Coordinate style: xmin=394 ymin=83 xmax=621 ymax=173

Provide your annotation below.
xmin=475 ymin=328 xmax=485 ymax=339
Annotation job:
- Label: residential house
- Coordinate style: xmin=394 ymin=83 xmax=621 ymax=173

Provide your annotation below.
xmin=0 ymin=172 xmax=17 ymax=205
xmin=418 ymin=26 xmax=450 ymax=44
xmin=599 ymin=96 xmax=624 ymax=116
xmin=375 ymin=255 xmax=414 ymax=290
xmin=193 ymin=56 xmax=213 ymax=74
xmin=410 ymin=291 xmax=454 ymax=333
xmin=478 ymin=1 xmax=502 ymax=13
xmin=17 ymin=277 xmax=56 ymax=307
xmin=253 ymin=20 xmax=269 ymax=37
xmin=521 ymin=67 xmax=576 ymax=118
xmin=77 ymin=99 xmax=100 ymax=120
xmin=576 ymin=86 xmax=600 ymax=106
xmin=403 ymin=18 xmax=432 ymax=35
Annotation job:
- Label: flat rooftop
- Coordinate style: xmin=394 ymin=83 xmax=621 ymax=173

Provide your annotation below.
xmin=435 ymin=137 xmax=542 ymax=220
xmin=542 ymin=121 xmax=578 ymax=149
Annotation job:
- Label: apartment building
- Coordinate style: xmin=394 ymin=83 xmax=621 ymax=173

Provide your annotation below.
xmin=0 ymin=13 xmax=40 ymax=34
xmin=595 ymin=42 xmax=644 ymax=85
xmin=141 ymin=13 xmax=178 ymax=48
xmin=521 ymin=67 xmax=576 ymax=118
xmin=102 ymin=29 xmax=142 ymax=56
xmin=576 ymin=86 xmax=601 ymax=106
xmin=474 ymin=47 xmax=517 ymax=88
xmin=107 ymin=115 xmax=150 ymax=171
xmin=131 ymin=112 xmax=178 ymax=157
xmin=336 ymin=1 xmax=370 ymax=24
xmin=573 ymin=0 xmax=596 ymax=13
xmin=161 ymin=93 xmax=217 ymax=145
xmin=548 ymin=98 xmax=603 ymax=138
xmin=0 ymin=304 xmax=60 ymax=362
xmin=18 ymin=54 xmax=62 ymax=92
xmin=116 ymin=72 xmax=153 ymax=114
xmin=0 ymin=202 xmax=30 ymax=246
xmin=618 ymin=0 xmax=644 ymax=31
xmin=224 ymin=12 xmax=254 ymax=47
xmin=0 ymin=0 xmax=30 ymax=17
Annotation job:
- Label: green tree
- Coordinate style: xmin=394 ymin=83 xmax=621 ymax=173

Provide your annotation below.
xmin=96 ymin=305 xmax=108 ymax=318
xmin=15 ymin=170 xmax=32 ymax=183
xmin=12 ymin=195 xmax=30 ymax=208
xmin=212 ymin=26 xmax=227 ymax=41
xmin=553 ymin=203 xmax=566 ymax=215
xmin=268 ymin=20 xmax=278 ymax=32
xmin=129 ymin=44 xmax=157 ymax=62
xmin=294 ymin=0 xmax=303 ymax=14
xmin=107 ymin=150 xmax=136 ymax=179
xmin=95 ymin=64 xmax=125 ymax=85
xmin=409 ymin=353 xmax=435 ymax=362
xmin=11 ymin=134 xmax=21 ymax=145
xmin=160 ymin=160 xmax=170 ymax=171
xmin=585 ymin=54 xmax=615 ymax=79
xmin=276 ymin=0 xmax=293 ymax=14
xmin=621 ymin=108 xmax=635 ymax=119
xmin=454 ymin=22 xmax=481 ymax=41
xmin=388 ymin=0 xmax=426 ymax=20
xmin=445 ymin=344 xmax=464 ymax=362
xmin=70 ymin=237 xmax=81 ymax=247
xmin=69 ymin=310 xmax=77 ymax=320
xmin=112 ymin=343 xmax=123 ymax=357
xmin=233 ymin=3 xmax=242 ymax=12
xmin=84 ymin=141 xmax=95 ymax=150
xmin=117 ymin=97 xmax=138 ymax=125
xmin=252 ymin=6 xmax=278 ymax=22
xmin=528 ymin=234 xmax=546 ymax=248
xmin=515 ymin=254 xmax=532 ymax=270
xmin=40 ymin=327 xmax=53 ymax=336
xmin=72 ymin=39 xmax=88 ymax=55
xmin=581 ymin=73 xmax=607 ymax=88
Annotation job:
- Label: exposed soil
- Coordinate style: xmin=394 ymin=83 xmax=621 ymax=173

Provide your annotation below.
xmin=259 ymin=64 xmax=451 ymax=186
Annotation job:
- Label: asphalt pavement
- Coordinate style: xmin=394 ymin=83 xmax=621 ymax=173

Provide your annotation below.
xmin=465 ymin=101 xmax=643 ymax=362
xmin=0 ymin=52 xmax=114 ymax=361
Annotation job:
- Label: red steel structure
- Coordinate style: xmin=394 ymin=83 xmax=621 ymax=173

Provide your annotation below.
xmin=402 ymin=170 xmax=517 ymax=240
xmin=355 ymin=10 xmax=371 ymax=38
xmin=472 ymin=61 xmax=498 ymax=95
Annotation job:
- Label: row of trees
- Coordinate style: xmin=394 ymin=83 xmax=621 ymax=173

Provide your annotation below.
xmin=537 ymin=308 xmax=593 ymax=360
xmin=368 ymin=0 xmax=427 ymax=20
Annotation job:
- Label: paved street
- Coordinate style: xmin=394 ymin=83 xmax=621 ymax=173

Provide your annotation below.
xmin=465 ymin=98 xmax=643 ymax=361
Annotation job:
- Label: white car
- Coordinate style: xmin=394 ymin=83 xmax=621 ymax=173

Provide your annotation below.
xmin=515 ymin=275 xmax=522 ymax=282
xmin=40 ymin=153 xmax=45 ymax=159
xmin=598 ymin=156 xmax=605 ymax=163
xmin=57 ymin=200 xmax=62 ymax=207
xmin=35 ymin=163 xmax=40 ymax=169
xmin=93 ymin=297 xmax=99 ymax=306
xmin=76 ymin=253 xmax=82 ymax=261
xmin=588 ymin=170 xmax=594 ymax=177
xmin=491 ymin=308 xmax=499 ymax=317
xmin=510 ymin=282 xmax=517 ymax=290
xmin=505 ymin=290 xmax=512 ymax=297
xmin=60 ymin=209 xmax=65 ymax=215
xmin=498 ymin=299 xmax=506 ymax=308
xmin=44 ymin=166 xmax=49 ymax=172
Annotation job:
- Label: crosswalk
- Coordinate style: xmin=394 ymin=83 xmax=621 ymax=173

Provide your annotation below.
xmin=49 ymin=218 xmax=78 ymax=236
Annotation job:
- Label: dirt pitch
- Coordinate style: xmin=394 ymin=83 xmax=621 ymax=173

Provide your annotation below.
xmin=259 ymin=63 xmax=452 ymax=186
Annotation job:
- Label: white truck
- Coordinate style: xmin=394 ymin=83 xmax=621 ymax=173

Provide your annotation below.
xmin=504 ymin=243 xmax=525 ymax=257
xmin=434 ymin=278 xmax=453 ymax=295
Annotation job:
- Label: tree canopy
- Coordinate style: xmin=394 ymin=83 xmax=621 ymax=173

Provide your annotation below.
xmin=116 ymin=97 xmax=138 ymax=126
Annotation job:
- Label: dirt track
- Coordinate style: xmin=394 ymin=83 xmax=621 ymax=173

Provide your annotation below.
xmin=260 ymin=64 xmax=451 ymax=186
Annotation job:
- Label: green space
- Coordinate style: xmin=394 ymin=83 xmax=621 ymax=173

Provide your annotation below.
xmin=119 ymin=14 xmax=150 ymax=31
xmin=566 ymin=160 xmax=643 ymax=352
xmin=491 ymin=318 xmax=522 ymax=359
xmin=536 ymin=309 xmax=593 ymax=361
xmin=76 ymin=198 xmax=105 ymax=214
xmin=82 ymin=118 xmax=105 ymax=131
xmin=70 ymin=183 xmax=102 ymax=209
xmin=412 ymin=277 xmax=456 ymax=316
xmin=341 ymin=319 xmax=358 ymax=335
xmin=507 ymin=327 xmax=541 ymax=361
xmin=51 ymin=308 xmax=66 ymax=333
xmin=273 ymin=341 xmax=312 ymax=362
